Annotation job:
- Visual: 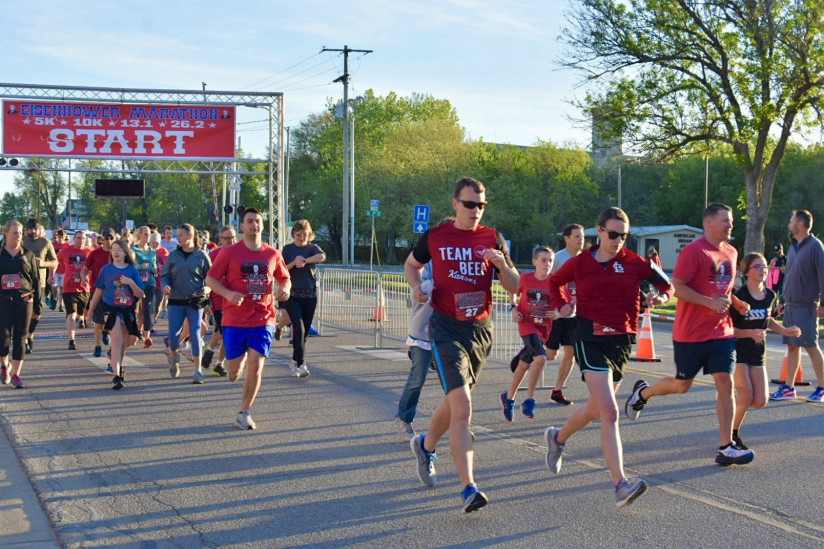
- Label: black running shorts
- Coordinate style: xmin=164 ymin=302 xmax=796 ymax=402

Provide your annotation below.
xmin=430 ymin=310 xmax=493 ymax=394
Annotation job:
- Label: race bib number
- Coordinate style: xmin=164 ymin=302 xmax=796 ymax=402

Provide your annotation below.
xmin=140 ymin=271 xmax=151 ymax=283
xmin=247 ymin=279 xmax=269 ymax=302
xmin=72 ymin=272 xmax=82 ymax=283
xmin=1 ymin=274 xmax=21 ymax=289
xmin=593 ymin=322 xmax=623 ymax=336
xmin=455 ymin=291 xmax=486 ymax=321
xmin=527 ymin=289 xmax=551 ymax=323
xmin=114 ymin=286 xmax=133 ymax=307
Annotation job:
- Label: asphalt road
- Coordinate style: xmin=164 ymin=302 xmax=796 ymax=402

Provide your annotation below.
xmin=1 ymin=309 xmax=823 ymax=548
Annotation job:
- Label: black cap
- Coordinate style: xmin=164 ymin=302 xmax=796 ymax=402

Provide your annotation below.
xmin=102 ymin=228 xmax=116 ymax=237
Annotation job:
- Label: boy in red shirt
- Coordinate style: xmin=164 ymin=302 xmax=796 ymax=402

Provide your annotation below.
xmin=206 ymin=209 xmax=291 ymax=430
xmin=57 ymin=231 xmax=91 ymax=350
xmin=501 ymin=246 xmax=557 ymax=420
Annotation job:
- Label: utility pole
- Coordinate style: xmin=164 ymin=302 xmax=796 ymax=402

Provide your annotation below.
xmin=323 ymin=45 xmax=372 ymax=266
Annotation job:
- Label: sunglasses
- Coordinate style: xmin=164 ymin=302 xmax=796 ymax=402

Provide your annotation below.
xmin=457 ymin=199 xmax=487 ymax=210
xmin=749 ymin=264 xmax=766 ymax=271
xmin=599 ymin=225 xmax=630 ymax=241
xmin=103 ymin=235 xmax=115 ymax=240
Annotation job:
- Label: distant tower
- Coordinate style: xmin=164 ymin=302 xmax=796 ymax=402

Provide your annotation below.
xmin=590 ymin=108 xmax=623 ymax=169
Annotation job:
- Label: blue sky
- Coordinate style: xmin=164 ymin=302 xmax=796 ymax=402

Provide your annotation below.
xmin=0 ymin=0 xmax=590 ymax=197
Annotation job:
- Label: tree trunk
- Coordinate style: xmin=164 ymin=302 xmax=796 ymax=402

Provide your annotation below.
xmin=743 ymin=170 xmax=769 ymax=255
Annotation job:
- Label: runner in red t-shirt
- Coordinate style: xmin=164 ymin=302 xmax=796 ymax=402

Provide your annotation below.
xmin=81 ymin=229 xmax=114 ymax=357
xmin=404 ymin=177 xmax=519 ymax=513
xmin=501 ymin=246 xmax=557 ymax=421
xmin=543 ymin=207 xmax=673 ymax=509
xmin=49 ymin=228 xmax=67 ymax=311
xmin=201 ymin=225 xmax=237 ymax=377
xmin=206 ymin=209 xmax=291 ymax=431
xmin=57 ymin=231 xmax=91 ymax=350
xmin=625 ymin=203 xmax=755 ymax=467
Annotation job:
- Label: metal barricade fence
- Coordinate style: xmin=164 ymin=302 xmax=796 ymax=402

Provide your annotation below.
xmin=317 ymin=268 xmax=521 ymax=364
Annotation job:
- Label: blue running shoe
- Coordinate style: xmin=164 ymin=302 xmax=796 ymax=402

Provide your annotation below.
xmin=806 ymin=386 xmax=824 ymax=403
xmin=501 ymin=392 xmax=515 ymax=422
xmin=93 ymin=346 xmax=102 ymax=358
xmin=106 ymin=364 xmax=113 ymax=373
xmin=522 ymin=398 xmax=536 ymax=418
xmin=461 ymin=484 xmax=488 ymax=513
xmin=102 ymin=331 xmax=110 ymax=346
xmin=410 ymin=435 xmax=437 ymax=487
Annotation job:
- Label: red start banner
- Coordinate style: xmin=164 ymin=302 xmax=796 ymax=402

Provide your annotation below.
xmin=2 ymin=100 xmax=236 ymax=159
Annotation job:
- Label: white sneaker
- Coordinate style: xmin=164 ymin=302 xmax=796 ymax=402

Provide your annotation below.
xmin=289 ymin=360 xmax=300 ymax=377
xmin=297 ymin=363 xmax=310 ymax=378
xmin=395 ymin=417 xmax=415 ymax=441
xmin=236 ymin=410 xmax=256 ymax=430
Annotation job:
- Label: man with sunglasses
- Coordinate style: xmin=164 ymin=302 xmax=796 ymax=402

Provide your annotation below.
xmin=82 ymin=228 xmax=115 ymax=357
xmin=405 ymin=176 xmax=519 ymax=513
xmin=625 ymin=203 xmax=755 ymax=466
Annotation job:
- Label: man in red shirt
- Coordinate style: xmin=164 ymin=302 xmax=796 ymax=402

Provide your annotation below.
xmin=57 ymin=231 xmax=91 ymax=350
xmin=625 ymin=203 xmax=755 ymax=466
xmin=81 ymin=228 xmax=114 ymax=357
xmin=405 ymin=177 xmax=519 ymax=513
xmin=206 ymin=209 xmax=291 ymax=430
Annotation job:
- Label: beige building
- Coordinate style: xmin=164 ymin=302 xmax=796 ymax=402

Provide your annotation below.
xmin=583 ymin=225 xmax=703 ymax=271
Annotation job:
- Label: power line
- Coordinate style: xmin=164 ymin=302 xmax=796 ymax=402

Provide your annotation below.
xmin=240 ymin=51 xmax=322 ymax=90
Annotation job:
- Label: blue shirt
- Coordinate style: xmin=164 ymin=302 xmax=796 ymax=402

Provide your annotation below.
xmin=95 ymin=263 xmax=145 ymax=307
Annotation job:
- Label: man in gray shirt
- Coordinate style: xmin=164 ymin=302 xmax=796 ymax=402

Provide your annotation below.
xmin=770 ymin=209 xmax=824 ymax=402
xmin=22 ymin=219 xmax=57 ymax=354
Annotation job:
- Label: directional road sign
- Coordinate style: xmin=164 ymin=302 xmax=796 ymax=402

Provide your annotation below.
xmin=366 ymin=210 xmax=382 ymax=217
xmin=370 ymin=199 xmax=380 ymax=212
xmin=413 ymin=221 xmax=428 ymax=233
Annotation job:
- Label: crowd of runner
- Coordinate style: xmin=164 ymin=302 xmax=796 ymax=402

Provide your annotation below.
xmin=2 ymin=179 xmax=822 ymax=515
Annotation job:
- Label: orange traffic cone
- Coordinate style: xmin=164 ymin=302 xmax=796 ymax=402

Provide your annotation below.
xmin=771 ymin=346 xmax=812 ymax=386
xmin=631 ymin=309 xmax=661 ymax=362
xmin=370 ymin=288 xmax=388 ymax=322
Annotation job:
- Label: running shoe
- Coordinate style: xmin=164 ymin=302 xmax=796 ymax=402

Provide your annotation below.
xmin=615 ymin=478 xmax=649 ymax=508
xmin=395 ymin=417 xmax=416 ymax=442
xmin=201 ymin=349 xmax=214 ymax=368
xmin=48 ymin=296 xmax=55 ymax=310
xmin=544 ymin=427 xmax=564 ymax=473
xmin=213 ymin=363 xmax=228 ymax=377
xmin=501 ymin=392 xmax=516 ymax=422
xmin=93 ymin=346 xmax=102 ymax=358
xmin=159 ymin=310 xmax=166 ymax=319
xmin=236 ymin=410 xmax=256 ymax=430
xmin=297 ymin=363 xmax=310 ymax=378
xmin=410 ymin=434 xmax=437 ymax=487
xmin=102 ymin=331 xmax=110 ymax=345
xmin=806 ymin=386 xmax=824 ymax=403
xmin=181 ymin=346 xmax=194 ymax=363
xmin=274 ymin=327 xmax=282 ymax=341
xmin=58 ymin=304 xmax=64 ymax=312
xmin=522 ymin=398 xmax=536 ymax=419
xmin=1 ymin=365 xmax=10 ymax=385
xmin=106 ymin=364 xmax=113 ymax=373
xmin=461 ymin=484 xmax=488 ymax=513
xmin=510 ymin=348 xmax=524 ymax=373
xmin=625 ymin=379 xmax=649 ymax=421
xmin=732 ymin=433 xmax=749 ymax=450
xmin=68 ymin=340 xmax=77 ymax=350
xmin=168 ymin=352 xmax=180 ymax=378
xmin=769 ymin=384 xmax=796 ymax=401
xmin=25 ymin=338 xmax=32 ymax=354
xmin=715 ymin=443 xmax=755 ymax=465
xmin=192 ymin=370 xmax=204 ymax=385
xmin=78 ymin=318 xmax=86 ymax=329
xmin=550 ymin=390 xmax=573 ymax=406
xmin=143 ymin=336 xmax=153 ymax=349
xmin=11 ymin=375 xmax=24 ymax=389
xmin=112 ymin=376 xmax=124 ymax=390
xmin=289 ymin=359 xmax=300 ymax=377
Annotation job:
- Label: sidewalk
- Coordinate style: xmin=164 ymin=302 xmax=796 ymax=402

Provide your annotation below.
xmin=0 ymin=415 xmax=60 ymax=547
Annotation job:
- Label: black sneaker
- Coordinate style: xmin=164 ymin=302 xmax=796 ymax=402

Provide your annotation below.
xmin=25 ymin=338 xmax=32 ymax=354
xmin=732 ymin=433 xmax=749 ymax=451
xmin=112 ymin=376 xmax=124 ymax=390
xmin=274 ymin=327 xmax=282 ymax=341
xmin=102 ymin=331 xmax=110 ymax=345
xmin=625 ymin=379 xmax=649 ymax=421
xmin=213 ymin=363 xmax=228 ymax=377
xmin=68 ymin=340 xmax=77 ymax=350
xmin=550 ymin=390 xmax=573 ymax=406
xmin=201 ymin=349 xmax=214 ymax=368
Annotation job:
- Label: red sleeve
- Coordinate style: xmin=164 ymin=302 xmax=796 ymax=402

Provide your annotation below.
xmin=207 ymin=246 xmax=230 ymax=279
xmin=549 ymin=255 xmax=577 ymax=308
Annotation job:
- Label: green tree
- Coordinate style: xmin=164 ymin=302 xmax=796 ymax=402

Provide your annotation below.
xmin=563 ymin=0 xmax=824 ymax=253
xmin=12 ymin=159 xmax=68 ymax=226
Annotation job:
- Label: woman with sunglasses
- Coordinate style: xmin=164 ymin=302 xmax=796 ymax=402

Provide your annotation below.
xmin=543 ymin=207 xmax=673 ymax=508
xmin=0 ymin=221 xmax=41 ymax=388
xmin=161 ymin=223 xmax=212 ymax=384
xmin=730 ymin=252 xmax=800 ymax=450
xmin=86 ymin=240 xmax=144 ymax=390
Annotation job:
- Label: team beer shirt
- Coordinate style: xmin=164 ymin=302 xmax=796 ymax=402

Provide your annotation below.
xmin=412 ymin=223 xmax=513 ymax=322
xmin=207 ymin=241 xmax=290 ymax=328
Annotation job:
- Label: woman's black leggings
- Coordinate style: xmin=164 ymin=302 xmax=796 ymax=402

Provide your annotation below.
xmin=283 ymin=295 xmax=318 ymax=366
xmin=1 ymin=296 xmax=33 ymax=360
